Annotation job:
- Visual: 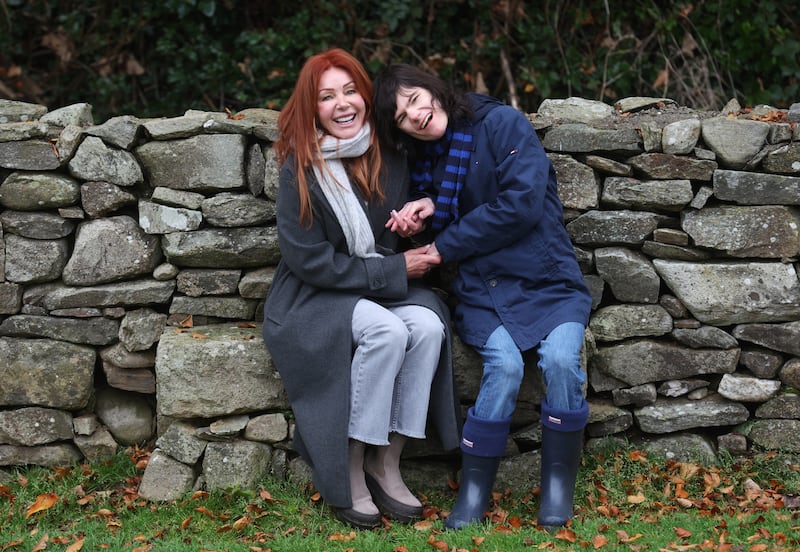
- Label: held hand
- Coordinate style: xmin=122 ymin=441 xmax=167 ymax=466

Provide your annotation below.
xmin=404 ymin=244 xmax=442 ymax=279
xmin=385 ymin=198 xmax=435 ymax=237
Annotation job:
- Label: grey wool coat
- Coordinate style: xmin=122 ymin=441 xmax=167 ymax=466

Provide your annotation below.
xmin=262 ymin=147 xmax=461 ymax=509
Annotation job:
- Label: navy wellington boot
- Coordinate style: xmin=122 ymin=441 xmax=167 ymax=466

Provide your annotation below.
xmin=537 ymin=399 xmax=589 ymax=530
xmin=444 ymin=407 xmax=511 ymax=529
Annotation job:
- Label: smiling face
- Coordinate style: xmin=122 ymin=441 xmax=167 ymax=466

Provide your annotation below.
xmin=393 ymin=85 xmax=449 ymax=141
xmin=316 ymin=67 xmax=367 ymax=140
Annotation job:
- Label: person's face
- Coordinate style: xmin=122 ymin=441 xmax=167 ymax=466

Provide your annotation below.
xmin=393 ymin=86 xmax=449 ymax=141
xmin=316 ymin=67 xmax=367 ymax=140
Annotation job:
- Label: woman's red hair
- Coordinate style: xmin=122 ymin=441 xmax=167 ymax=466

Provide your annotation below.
xmin=275 ymin=48 xmax=383 ymax=225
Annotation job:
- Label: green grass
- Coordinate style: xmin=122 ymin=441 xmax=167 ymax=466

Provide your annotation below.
xmin=2 ymin=446 xmax=800 ymax=551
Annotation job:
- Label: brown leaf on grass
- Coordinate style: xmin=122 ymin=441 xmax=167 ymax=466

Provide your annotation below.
xmin=180 ymin=516 xmax=192 ymax=529
xmin=426 ymin=533 xmax=450 ymax=551
xmin=422 ymin=505 xmax=440 ymax=520
xmin=592 ymin=534 xmax=608 ymax=549
xmin=328 ymin=531 xmax=356 ymax=542
xmin=554 ymin=528 xmax=577 ymax=542
xmin=472 ymin=536 xmax=486 ymax=545
xmin=678 ymin=462 xmax=701 ymax=480
xmin=310 ymin=491 xmax=321 ymax=502
xmin=674 ymin=526 xmax=692 ymax=538
xmin=0 ymin=484 xmax=14 ymax=502
xmin=31 ymin=535 xmax=49 ymax=552
xmin=26 ymin=493 xmax=58 ymax=518
xmin=627 ymin=492 xmax=646 ymax=504
xmin=394 ymin=547 xmax=410 ymax=552
xmin=66 ymin=539 xmax=83 ymax=552
xmin=615 ymin=530 xmax=643 ymax=543
xmin=413 ymin=519 xmax=434 ymax=531
xmin=191 ymin=490 xmax=209 ymax=501
xmin=53 ymin=466 xmax=71 ymax=479
xmin=628 ymin=450 xmax=646 ymax=462
xmin=195 ymin=506 xmax=215 ymax=518
xmin=232 ymin=516 xmax=251 ymax=530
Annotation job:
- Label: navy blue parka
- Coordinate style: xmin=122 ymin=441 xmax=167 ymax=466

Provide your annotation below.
xmin=421 ymin=94 xmax=591 ymax=351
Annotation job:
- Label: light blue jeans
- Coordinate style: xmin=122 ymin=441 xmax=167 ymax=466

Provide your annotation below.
xmin=348 ymin=299 xmax=444 ymax=445
xmin=473 ymin=322 xmax=586 ymax=420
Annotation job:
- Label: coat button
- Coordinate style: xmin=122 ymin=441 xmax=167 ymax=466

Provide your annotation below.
xmin=489 ymin=279 xmax=498 ymax=287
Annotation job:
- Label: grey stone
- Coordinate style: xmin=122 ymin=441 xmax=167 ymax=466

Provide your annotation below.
xmin=653 ymin=260 xmax=800 ymax=325
xmin=202 ymin=439 xmax=272 ymax=491
xmin=67 ymin=136 xmax=143 ymax=186
xmin=682 ymin=206 xmax=800 ymax=258
xmin=1 ymin=337 xmax=95 ymax=409
xmin=0 ymin=171 xmax=80 ymax=210
xmin=137 ymin=449 xmax=198 ymax=501
xmin=701 ymin=117 xmax=769 ymax=169
xmin=62 ymin=216 xmax=162 ymax=286
xmin=633 ymin=395 xmax=749 ymax=433
xmin=0 ymin=407 xmax=73 ymax=446
xmin=155 ymin=324 xmax=287 ymax=418
xmin=592 ymin=339 xmax=738 ymax=387
xmin=95 ymin=387 xmax=155 ymax=445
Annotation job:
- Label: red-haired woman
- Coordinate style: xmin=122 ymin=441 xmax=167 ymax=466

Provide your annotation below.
xmin=262 ymin=49 xmax=460 ymax=530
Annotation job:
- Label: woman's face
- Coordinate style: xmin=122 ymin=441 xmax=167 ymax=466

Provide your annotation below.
xmin=316 ymin=67 xmax=367 ymax=140
xmin=393 ymin=86 xmax=448 ymax=141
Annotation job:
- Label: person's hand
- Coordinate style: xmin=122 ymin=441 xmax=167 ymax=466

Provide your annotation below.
xmin=386 ymin=198 xmax=435 ymax=237
xmin=403 ymin=244 xmax=442 ymax=279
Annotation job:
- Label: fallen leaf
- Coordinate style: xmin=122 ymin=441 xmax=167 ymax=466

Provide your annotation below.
xmin=627 ymin=492 xmax=646 ymax=504
xmin=554 ymin=528 xmax=576 ymax=542
xmin=328 ymin=531 xmax=356 ymax=542
xmin=66 ymin=538 xmax=85 ymax=552
xmin=31 ymin=535 xmax=49 ymax=552
xmin=195 ymin=506 xmax=215 ymax=518
xmin=674 ymin=526 xmax=692 ymax=538
xmin=413 ymin=519 xmax=433 ymax=531
xmin=26 ymin=493 xmax=58 ymax=518
xmin=592 ymin=534 xmax=608 ymax=549
xmin=233 ymin=516 xmax=251 ymax=530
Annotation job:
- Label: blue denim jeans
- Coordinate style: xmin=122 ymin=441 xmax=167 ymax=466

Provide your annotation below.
xmin=473 ymin=322 xmax=586 ymax=420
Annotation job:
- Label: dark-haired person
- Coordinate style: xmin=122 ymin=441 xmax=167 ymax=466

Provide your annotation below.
xmin=262 ymin=50 xmax=460 ymax=530
xmin=373 ymin=64 xmax=591 ymax=530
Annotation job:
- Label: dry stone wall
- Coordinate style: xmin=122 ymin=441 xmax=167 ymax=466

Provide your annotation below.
xmin=2 ymin=96 xmax=800 ymax=500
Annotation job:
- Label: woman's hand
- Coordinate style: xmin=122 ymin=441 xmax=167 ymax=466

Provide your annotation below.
xmin=403 ymin=244 xmax=442 ymax=279
xmin=386 ymin=198 xmax=435 ymax=237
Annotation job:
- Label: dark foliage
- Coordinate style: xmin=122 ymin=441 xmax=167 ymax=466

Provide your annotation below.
xmin=1 ymin=0 xmax=798 ymax=122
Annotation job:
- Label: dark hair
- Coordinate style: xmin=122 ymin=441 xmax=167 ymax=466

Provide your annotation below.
xmin=373 ymin=64 xmax=472 ymax=151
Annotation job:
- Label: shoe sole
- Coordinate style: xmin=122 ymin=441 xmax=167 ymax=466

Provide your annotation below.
xmin=364 ymin=473 xmax=423 ymax=523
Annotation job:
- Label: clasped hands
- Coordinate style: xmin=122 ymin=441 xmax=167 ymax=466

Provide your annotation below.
xmin=386 ymin=198 xmax=441 ymax=278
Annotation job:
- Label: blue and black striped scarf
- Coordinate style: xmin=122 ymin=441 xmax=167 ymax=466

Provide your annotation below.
xmin=410 ymin=126 xmax=473 ymax=231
